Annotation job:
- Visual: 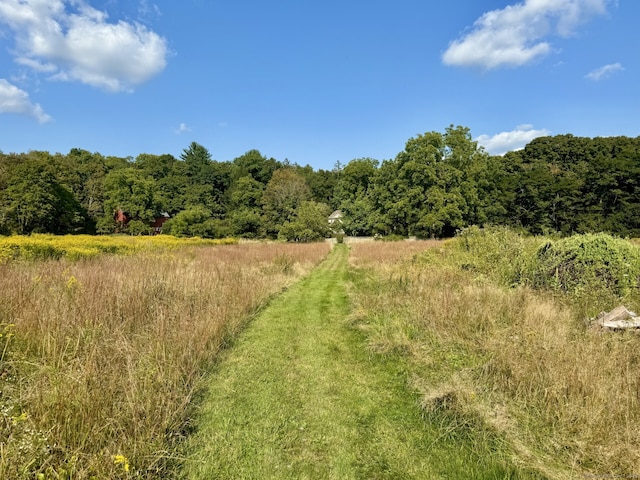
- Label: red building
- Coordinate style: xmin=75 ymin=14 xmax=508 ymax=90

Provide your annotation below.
xmin=113 ymin=210 xmax=170 ymax=235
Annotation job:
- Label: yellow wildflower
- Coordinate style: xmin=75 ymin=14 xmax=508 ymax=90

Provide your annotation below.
xmin=113 ymin=454 xmax=130 ymax=473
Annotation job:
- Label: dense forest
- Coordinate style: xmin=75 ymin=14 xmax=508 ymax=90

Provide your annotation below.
xmin=1 ymin=125 xmax=640 ymax=239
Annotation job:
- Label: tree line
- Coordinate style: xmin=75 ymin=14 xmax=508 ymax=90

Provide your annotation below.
xmin=1 ymin=125 xmax=639 ymax=239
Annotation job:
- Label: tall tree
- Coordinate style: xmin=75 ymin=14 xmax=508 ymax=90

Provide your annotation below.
xmin=227 ymin=175 xmax=265 ymax=237
xmin=279 ymin=200 xmax=331 ymax=242
xmin=370 ymin=126 xmax=488 ymax=238
xmin=334 ymin=158 xmax=378 ymax=235
xmin=177 ymin=142 xmax=231 ymax=216
xmin=232 ymin=150 xmax=280 ymax=185
xmin=0 ymin=155 xmax=86 ymax=234
xmin=261 ymin=169 xmax=311 ymax=237
xmin=102 ymin=168 xmax=159 ymax=225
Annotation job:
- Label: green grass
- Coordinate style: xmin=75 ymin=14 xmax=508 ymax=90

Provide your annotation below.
xmin=181 ymin=245 xmax=534 ymax=479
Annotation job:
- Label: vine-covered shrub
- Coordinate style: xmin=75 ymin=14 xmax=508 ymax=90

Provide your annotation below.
xmin=532 ymin=233 xmax=640 ymax=296
xmin=450 ymin=227 xmax=640 ymax=298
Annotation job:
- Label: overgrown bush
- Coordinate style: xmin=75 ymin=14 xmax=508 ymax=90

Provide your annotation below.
xmin=451 ymin=226 xmax=544 ymax=286
xmin=532 ymin=233 xmax=640 ymax=296
xmin=162 ymin=207 xmax=232 ymax=239
xmin=450 ymin=227 xmax=640 ymax=299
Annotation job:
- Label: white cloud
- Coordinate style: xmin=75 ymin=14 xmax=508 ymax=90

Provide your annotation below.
xmin=476 ymin=125 xmax=551 ymax=155
xmin=174 ymin=122 xmax=191 ymax=134
xmin=0 ymin=78 xmax=52 ymax=123
xmin=138 ymin=0 xmax=162 ymax=21
xmin=443 ymin=0 xmax=612 ymax=70
xmin=585 ymin=62 xmax=623 ymax=81
xmin=0 ymin=0 xmax=169 ymax=92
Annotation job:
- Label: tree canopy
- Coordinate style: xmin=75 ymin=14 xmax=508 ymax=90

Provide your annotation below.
xmin=2 ymin=129 xmax=640 ymax=239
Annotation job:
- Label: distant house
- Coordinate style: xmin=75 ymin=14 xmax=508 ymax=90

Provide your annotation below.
xmin=150 ymin=212 xmax=171 ymax=235
xmin=113 ymin=209 xmax=171 ymax=235
xmin=114 ymin=209 xmax=130 ymax=233
xmin=328 ymin=210 xmax=344 ymax=234
xmin=114 ymin=209 xmax=129 ymax=225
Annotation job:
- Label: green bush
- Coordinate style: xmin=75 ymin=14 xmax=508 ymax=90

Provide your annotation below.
xmin=532 ymin=233 xmax=640 ymax=296
xmin=162 ymin=207 xmax=231 ymax=239
xmin=450 ymin=227 xmax=640 ymax=298
xmin=126 ymin=220 xmax=151 ymax=236
xmin=452 ymin=226 xmax=543 ymax=286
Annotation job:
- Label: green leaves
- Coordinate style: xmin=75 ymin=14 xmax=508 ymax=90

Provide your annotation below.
xmin=103 ymin=168 xmax=158 ymax=223
xmin=279 ymin=201 xmax=331 ymax=242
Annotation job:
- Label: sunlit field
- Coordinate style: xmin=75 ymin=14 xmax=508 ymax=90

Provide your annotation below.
xmin=0 ymin=240 xmax=330 ymax=478
xmin=0 ymin=234 xmax=237 ymax=262
xmin=349 ymin=231 xmax=640 ymax=478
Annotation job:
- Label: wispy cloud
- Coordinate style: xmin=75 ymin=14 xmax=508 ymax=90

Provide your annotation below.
xmin=174 ymin=123 xmax=191 ymax=134
xmin=443 ymin=0 xmax=613 ymax=70
xmin=138 ymin=0 xmax=162 ymax=22
xmin=585 ymin=62 xmax=623 ymax=81
xmin=476 ymin=125 xmax=551 ymax=155
xmin=0 ymin=78 xmax=52 ymax=123
xmin=0 ymin=0 xmax=169 ymax=92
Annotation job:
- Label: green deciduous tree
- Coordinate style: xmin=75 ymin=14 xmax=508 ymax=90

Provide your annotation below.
xmin=279 ymin=201 xmax=331 ymax=242
xmin=102 ymin=168 xmax=159 ymax=224
xmin=231 ymin=150 xmax=281 ymax=185
xmin=261 ymin=169 xmax=311 ymax=237
xmin=0 ymin=155 xmax=87 ymax=234
xmin=370 ymin=126 xmax=489 ymax=238
xmin=162 ymin=206 xmax=231 ymax=238
xmin=227 ymin=175 xmax=265 ymax=237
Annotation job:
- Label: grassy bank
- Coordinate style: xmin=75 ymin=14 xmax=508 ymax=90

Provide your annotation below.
xmin=0 ymin=242 xmax=330 ymax=479
xmin=349 ymin=230 xmax=640 ymax=477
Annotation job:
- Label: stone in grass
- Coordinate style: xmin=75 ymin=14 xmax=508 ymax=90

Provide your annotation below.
xmin=595 ymin=306 xmax=640 ymax=331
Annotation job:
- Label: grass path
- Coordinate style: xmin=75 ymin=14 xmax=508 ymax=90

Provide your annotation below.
xmin=181 ymin=245 xmax=526 ymax=479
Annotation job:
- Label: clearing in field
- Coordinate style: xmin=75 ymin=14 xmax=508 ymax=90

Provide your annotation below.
xmin=181 ymin=244 xmax=526 ymax=479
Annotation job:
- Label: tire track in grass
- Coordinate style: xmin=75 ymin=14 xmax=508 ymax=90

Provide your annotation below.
xmin=181 ymin=245 xmax=529 ymax=479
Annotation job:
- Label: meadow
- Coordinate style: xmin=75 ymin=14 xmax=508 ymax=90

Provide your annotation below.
xmin=0 ymin=237 xmax=330 ymax=478
xmin=4 ymin=230 xmax=640 ymax=478
xmin=349 ymin=228 xmax=640 ymax=478
xmin=0 ymin=234 xmax=237 ymax=263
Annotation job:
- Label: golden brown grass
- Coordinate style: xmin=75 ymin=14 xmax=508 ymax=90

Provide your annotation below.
xmin=0 ymin=242 xmax=330 ymax=479
xmin=348 ymin=240 xmax=443 ymax=266
xmin=349 ymin=241 xmax=640 ymax=478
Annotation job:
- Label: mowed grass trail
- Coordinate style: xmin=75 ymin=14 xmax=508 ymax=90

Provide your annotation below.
xmin=181 ymin=245 xmax=526 ymax=479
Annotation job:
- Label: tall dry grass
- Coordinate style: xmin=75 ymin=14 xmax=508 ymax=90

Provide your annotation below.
xmin=348 ymin=239 xmax=443 ymax=265
xmin=349 ymin=240 xmax=640 ymax=478
xmin=0 ymin=242 xmax=330 ymax=479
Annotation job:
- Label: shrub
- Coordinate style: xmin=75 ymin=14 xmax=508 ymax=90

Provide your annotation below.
xmin=532 ymin=233 xmax=640 ymax=296
xmin=374 ymin=234 xmax=406 ymax=242
xmin=126 ymin=219 xmax=151 ymax=236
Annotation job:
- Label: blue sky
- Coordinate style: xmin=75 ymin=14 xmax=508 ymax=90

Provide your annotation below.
xmin=0 ymin=0 xmax=637 ymax=170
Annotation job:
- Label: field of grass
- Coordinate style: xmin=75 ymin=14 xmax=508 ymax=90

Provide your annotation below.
xmin=349 ymin=230 xmax=640 ymax=478
xmin=0 ymin=239 xmax=330 ymax=479
xmin=5 ymin=230 xmax=640 ymax=478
